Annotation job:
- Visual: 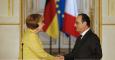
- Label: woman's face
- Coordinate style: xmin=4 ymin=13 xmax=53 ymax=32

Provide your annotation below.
xmin=36 ymin=17 xmax=44 ymax=32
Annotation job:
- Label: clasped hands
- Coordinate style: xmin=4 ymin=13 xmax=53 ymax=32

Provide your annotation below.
xmin=55 ymin=55 xmax=64 ymax=60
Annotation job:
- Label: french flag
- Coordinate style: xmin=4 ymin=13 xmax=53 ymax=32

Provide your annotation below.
xmin=63 ymin=0 xmax=80 ymax=37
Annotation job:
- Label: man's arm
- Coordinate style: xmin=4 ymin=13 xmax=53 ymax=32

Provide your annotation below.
xmin=64 ymin=53 xmax=75 ymax=60
xmin=90 ymin=35 xmax=102 ymax=59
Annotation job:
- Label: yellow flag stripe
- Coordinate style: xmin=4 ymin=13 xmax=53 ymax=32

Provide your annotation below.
xmin=46 ymin=14 xmax=59 ymax=39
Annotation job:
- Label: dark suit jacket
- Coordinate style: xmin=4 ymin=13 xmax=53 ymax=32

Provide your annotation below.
xmin=64 ymin=29 xmax=102 ymax=60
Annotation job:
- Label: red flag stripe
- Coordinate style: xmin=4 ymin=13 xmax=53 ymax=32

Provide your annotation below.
xmin=43 ymin=0 xmax=56 ymax=31
xmin=63 ymin=13 xmax=79 ymax=36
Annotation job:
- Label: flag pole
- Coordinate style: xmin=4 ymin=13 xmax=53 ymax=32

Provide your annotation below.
xmin=58 ymin=32 xmax=61 ymax=54
xmin=68 ymin=36 xmax=71 ymax=53
xmin=49 ymin=37 xmax=52 ymax=54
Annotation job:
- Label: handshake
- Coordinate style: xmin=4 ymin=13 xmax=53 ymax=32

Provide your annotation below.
xmin=55 ymin=55 xmax=64 ymax=60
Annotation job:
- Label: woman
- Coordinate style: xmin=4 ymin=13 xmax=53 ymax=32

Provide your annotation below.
xmin=19 ymin=14 xmax=56 ymax=60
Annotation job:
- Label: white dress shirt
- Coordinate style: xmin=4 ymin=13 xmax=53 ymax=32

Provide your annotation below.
xmin=80 ymin=28 xmax=90 ymax=39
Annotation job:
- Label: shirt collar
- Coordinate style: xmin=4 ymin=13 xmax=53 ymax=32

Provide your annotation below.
xmin=81 ymin=28 xmax=90 ymax=38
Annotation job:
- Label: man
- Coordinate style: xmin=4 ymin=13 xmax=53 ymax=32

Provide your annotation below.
xmin=58 ymin=13 xmax=102 ymax=60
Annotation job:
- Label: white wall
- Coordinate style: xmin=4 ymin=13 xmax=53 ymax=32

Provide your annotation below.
xmin=0 ymin=0 xmax=20 ymax=60
xmin=0 ymin=25 xmax=20 ymax=60
xmin=102 ymin=0 xmax=115 ymax=60
xmin=102 ymin=25 xmax=115 ymax=60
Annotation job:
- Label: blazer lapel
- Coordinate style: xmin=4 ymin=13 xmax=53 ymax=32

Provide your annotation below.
xmin=81 ymin=29 xmax=92 ymax=41
xmin=76 ymin=29 xmax=93 ymax=48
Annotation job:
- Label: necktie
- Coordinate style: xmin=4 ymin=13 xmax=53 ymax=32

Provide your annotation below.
xmin=76 ymin=35 xmax=82 ymax=44
xmin=78 ymin=35 xmax=82 ymax=40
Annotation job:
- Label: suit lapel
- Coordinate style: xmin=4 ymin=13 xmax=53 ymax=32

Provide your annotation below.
xmin=76 ymin=29 xmax=93 ymax=48
xmin=72 ymin=29 xmax=93 ymax=53
xmin=81 ymin=29 xmax=92 ymax=41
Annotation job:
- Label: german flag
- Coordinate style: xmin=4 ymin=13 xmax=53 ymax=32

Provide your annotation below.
xmin=43 ymin=0 xmax=59 ymax=39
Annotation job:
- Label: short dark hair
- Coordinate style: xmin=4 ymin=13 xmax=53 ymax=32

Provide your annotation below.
xmin=26 ymin=14 xmax=42 ymax=29
xmin=78 ymin=13 xmax=90 ymax=27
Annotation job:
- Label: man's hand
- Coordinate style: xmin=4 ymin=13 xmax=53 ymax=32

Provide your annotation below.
xmin=56 ymin=55 xmax=64 ymax=60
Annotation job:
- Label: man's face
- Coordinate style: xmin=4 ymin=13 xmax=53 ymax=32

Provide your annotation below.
xmin=75 ymin=16 xmax=86 ymax=33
